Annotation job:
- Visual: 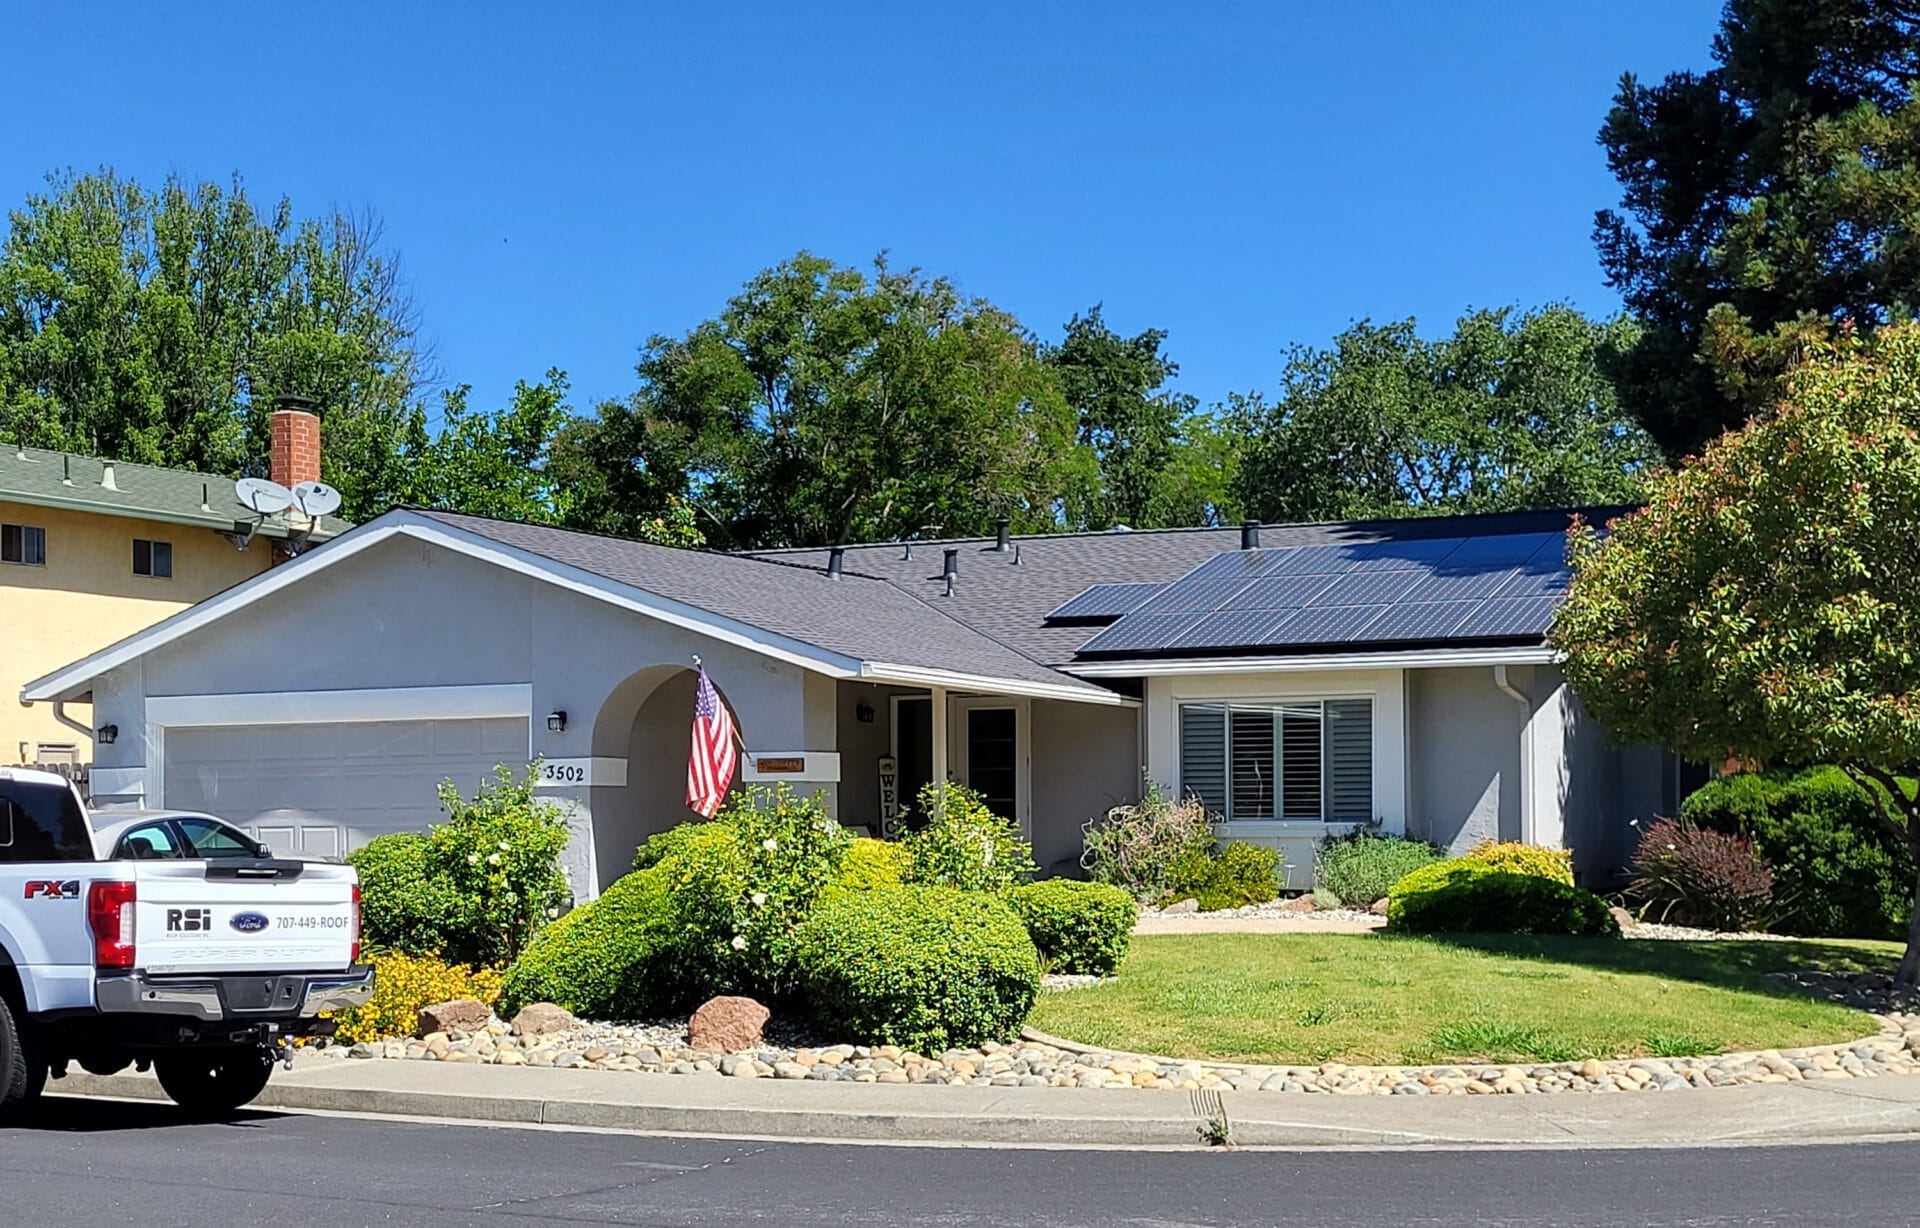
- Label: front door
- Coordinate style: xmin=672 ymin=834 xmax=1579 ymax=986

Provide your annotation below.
xmin=949 ymin=697 xmax=1030 ymax=836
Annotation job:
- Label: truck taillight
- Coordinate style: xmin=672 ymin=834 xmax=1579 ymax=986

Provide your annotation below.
xmin=88 ymin=880 xmax=137 ymax=970
xmin=350 ymin=881 xmax=362 ymax=964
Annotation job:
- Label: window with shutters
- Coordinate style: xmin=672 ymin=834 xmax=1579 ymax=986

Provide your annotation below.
xmin=1177 ymin=698 xmax=1373 ymax=823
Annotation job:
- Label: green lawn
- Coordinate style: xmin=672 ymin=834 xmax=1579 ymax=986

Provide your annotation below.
xmin=1026 ymin=933 xmax=1898 ymax=1066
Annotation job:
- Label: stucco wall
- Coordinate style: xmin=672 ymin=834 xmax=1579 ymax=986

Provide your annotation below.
xmin=1030 ymin=698 xmax=1140 ymax=876
xmin=4 ymin=498 xmax=263 ymax=765
xmin=1406 ymin=666 xmax=1525 ymax=854
xmin=833 ymin=681 xmax=915 ymax=832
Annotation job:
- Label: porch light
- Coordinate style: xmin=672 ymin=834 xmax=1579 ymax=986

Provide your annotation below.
xmin=547 ymin=710 xmax=568 ymax=734
xmin=855 ymin=702 xmax=875 ymax=724
xmin=97 ymin=724 xmax=118 ymax=745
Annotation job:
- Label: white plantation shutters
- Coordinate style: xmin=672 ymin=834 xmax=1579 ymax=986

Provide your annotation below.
xmin=1178 ymin=698 xmax=1374 ymax=823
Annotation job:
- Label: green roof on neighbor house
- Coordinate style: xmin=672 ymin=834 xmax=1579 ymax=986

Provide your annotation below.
xmin=0 ymin=446 xmax=351 ymax=542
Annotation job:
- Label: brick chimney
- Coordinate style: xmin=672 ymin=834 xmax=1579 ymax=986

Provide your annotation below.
xmin=270 ymin=394 xmax=321 ymax=492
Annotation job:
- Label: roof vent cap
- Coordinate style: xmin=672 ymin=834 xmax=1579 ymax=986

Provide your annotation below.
xmin=100 ymin=462 xmax=118 ymax=492
xmin=1241 ymin=520 xmax=1261 ymax=550
xmin=826 ymin=546 xmax=844 ymax=579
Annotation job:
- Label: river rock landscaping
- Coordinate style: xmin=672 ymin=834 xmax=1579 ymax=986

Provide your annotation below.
xmin=317 ymin=969 xmax=1920 ymax=1096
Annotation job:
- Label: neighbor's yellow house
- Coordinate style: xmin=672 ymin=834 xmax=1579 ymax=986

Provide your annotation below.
xmin=3 ymin=403 xmax=346 ymax=779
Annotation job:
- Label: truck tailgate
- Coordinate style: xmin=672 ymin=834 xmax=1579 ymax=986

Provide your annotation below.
xmin=133 ymin=861 xmax=357 ymax=974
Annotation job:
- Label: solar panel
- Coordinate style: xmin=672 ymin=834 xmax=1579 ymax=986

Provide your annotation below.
xmin=1491 ymin=563 xmax=1572 ymax=599
xmin=1258 ymin=543 xmax=1364 ymax=577
xmin=1453 ymin=596 xmax=1562 ymax=639
xmin=1309 ymin=568 xmax=1423 ymax=606
xmin=1437 ymin=531 xmax=1558 ymax=568
xmin=1352 ymin=600 xmax=1476 ymax=643
xmin=1182 ymin=550 xmax=1277 ymax=583
xmin=1348 ymin=536 xmax=1465 ymax=567
xmin=1045 ymin=582 xmax=1163 ymax=620
xmin=1401 ymin=567 xmax=1520 ymax=603
xmin=1163 ymin=608 xmax=1297 ymax=651
xmin=1266 ymin=604 xmax=1386 ymax=646
xmin=1234 ymin=573 xmax=1342 ymax=609
xmin=1135 ymin=575 xmax=1260 ymax=614
xmin=1077 ymin=611 xmax=1206 ymax=654
xmin=1524 ymin=534 xmax=1572 ymax=566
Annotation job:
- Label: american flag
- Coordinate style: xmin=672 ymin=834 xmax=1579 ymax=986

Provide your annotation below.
xmin=686 ymin=665 xmax=739 ymax=818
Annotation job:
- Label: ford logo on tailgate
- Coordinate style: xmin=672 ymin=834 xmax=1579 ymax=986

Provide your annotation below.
xmin=229 ymin=911 xmax=271 ymax=934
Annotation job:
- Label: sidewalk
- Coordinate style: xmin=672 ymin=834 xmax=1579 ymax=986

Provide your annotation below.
xmin=50 ymin=1051 xmax=1920 ymax=1149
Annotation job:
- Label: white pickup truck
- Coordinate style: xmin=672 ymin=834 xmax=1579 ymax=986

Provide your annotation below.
xmin=0 ymin=768 xmax=372 ymax=1118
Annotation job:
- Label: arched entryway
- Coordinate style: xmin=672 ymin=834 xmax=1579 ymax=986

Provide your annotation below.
xmin=586 ymin=664 xmax=745 ymax=888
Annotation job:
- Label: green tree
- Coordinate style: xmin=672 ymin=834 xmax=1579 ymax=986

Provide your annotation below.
xmin=396 ymin=371 xmax=575 ymax=524
xmin=1551 ymin=325 xmax=1920 ymax=982
xmin=1595 ymin=0 xmax=1920 ymax=457
xmin=555 ymin=252 xmax=1093 ymax=549
xmin=0 ymin=169 xmax=428 ymax=520
xmin=1047 ymin=306 xmax=1222 ymax=528
xmin=1230 ymin=306 xmax=1656 ymax=523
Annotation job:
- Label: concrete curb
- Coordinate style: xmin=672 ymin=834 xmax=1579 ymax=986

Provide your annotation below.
xmin=48 ymin=1062 xmax=1920 ymax=1150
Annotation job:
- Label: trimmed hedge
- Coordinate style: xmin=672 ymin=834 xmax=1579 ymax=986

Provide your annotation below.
xmin=1386 ymin=859 xmax=1619 ymax=937
xmin=790 ymin=886 xmax=1040 ymax=1052
xmin=1315 ymin=832 xmax=1440 ymax=907
xmin=1009 ymin=879 xmax=1137 ymax=976
xmin=834 ymin=837 xmax=911 ymax=893
xmin=497 ymin=865 xmax=689 ymax=1019
xmin=1165 ymin=841 xmax=1281 ymax=911
xmin=347 ymin=833 xmax=460 ymax=956
xmin=1684 ymin=767 xmax=1914 ymax=939
xmin=1463 ymin=840 xmax=1574 ymax=885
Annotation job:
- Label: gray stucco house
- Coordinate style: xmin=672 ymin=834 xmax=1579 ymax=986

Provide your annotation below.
xmin=22 ymin=505 xmax=1675 ymax=896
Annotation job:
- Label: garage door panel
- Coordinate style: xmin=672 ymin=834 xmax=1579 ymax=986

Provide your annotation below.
xmin=163 ymin=717 xmax=530 ymax=857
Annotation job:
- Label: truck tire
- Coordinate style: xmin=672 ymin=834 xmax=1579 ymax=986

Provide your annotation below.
xmin=154 ymin=1048 xmax=274 ymax=1117
xmin=0 ymin=992 xmax=18 ymax=1113
xmin=0 ymin=997 xmax=45 ymax=1119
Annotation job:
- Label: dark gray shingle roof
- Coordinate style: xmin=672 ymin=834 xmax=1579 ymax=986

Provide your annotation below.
xmin=416 ymin=511 xmax=1111 ymax=696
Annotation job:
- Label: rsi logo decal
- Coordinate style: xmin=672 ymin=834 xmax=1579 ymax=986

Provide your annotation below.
xmin=23 ymin=880 xmax=79 ymax=900
xmin=166 ymin=908 xmax=213 ymax=932
xmin=229 ymin=912 xmax=270 ymax=934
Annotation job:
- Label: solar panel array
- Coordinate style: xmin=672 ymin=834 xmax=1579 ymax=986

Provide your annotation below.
xmin=1075 ymin=531 xmax=1571 ymax=656
xmin=1044 ymin=582 xmax=1165 ymax=621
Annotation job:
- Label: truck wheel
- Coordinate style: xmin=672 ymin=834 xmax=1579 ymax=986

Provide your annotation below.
xmin=0 ymin=1000 xmax=46 ymax=1119
xmin=154 ymin=1048 xmax=274 ymax=1117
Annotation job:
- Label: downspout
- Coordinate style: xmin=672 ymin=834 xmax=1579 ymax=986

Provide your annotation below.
xmin=1493 ymin=665 xmax=1533 ymax=845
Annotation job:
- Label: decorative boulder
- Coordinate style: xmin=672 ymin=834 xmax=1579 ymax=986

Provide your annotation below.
xmin=688 ymin=995 xmax=771 ymax=1053
xmin=1280 ymin=894 xmax=1317 ymax=913
xmin=509 ymin=1002 xmax=578 ymax=1038
xmin=416 ymin=998 xmax=493 ymax=1038
xmin=1160 ymin=898 xmax=1201 ymax=915
xmin=1610 ymin=906 xmax=1637 ymax=931
xmin=1368 ymin=898 xmax=1391 ymax=917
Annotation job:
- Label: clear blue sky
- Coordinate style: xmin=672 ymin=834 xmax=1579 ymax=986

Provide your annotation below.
xmin=2 ymin=2 xmax=1722 ymax=417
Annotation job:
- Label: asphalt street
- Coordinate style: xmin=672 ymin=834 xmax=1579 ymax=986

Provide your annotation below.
xmin=5 ymin=1096 xmax=1915 ymax=1226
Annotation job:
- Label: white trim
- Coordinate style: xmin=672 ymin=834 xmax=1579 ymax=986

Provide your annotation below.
xmin=741 ymin=751 xmax=843 ymax=783
xmin=859 ymin=661 xmax=1126 ymax=706
xmin=146 ymin=684 xmax=532 ymax=728
xmin=1068 ymin=645 xmax=1555 ymax=678
xmin=950 ymin=695 xmax=1032 ymax=839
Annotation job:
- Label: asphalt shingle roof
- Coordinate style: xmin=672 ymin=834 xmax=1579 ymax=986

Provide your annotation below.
xmin=416 ymin=511 xmax=1111 ymax=696
xmin=746 ymin=508 xmax=1625 ymax=665
xmin=0 ymin=447 xmax=350 ymax=541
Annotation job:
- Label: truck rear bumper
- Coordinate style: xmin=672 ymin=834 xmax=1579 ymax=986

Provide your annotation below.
xmin=94 ymin=966 xmax=376 ymax=1023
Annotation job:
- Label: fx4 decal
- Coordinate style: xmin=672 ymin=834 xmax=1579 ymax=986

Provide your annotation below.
xmin=23 ymin=880 xmax=80 ymax=900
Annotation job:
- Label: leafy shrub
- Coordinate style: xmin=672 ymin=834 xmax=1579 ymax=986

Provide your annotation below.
xmin=1685 ymin=767 xmax=1913 ymax=938
xmin=498 ymin=864 xmax=689 ymax=1019
xmin=1386 ymin=859 xmax=1619 ymax=936
xmin=328 ymin=951 xmax=504 ymax=1045
xmin=1081 ymin=778 xmax=1216 ymax=904
xmin=657 ymin=785 xmax=854 ymax=994
xmin=901 ymin=782 xmax=1037 ymax=894
xmin=1464 ymin=840 xmax=1574 ymax=885
xmin=833 ymin=837 xmax=911 ymax=892
xmin=631 ymin=822 xmax=708 ymax=873
xmin=790 ymin=885 xmax=1041 ymax=1051
xmin=1165 ymin=840 xmax=1282 ymax=911
xmin=347 ymin=833 xmax=460 ymax=955
xmin=1008 ymin=880 xmax=1137 ymax=975
xmin=1626 ymin=817 xmax=1775 ymax=932
xmin=1316 ymin=832 xmax=1440 ymax=907
xmin=346 ymin=763 xmax=573 ymax=966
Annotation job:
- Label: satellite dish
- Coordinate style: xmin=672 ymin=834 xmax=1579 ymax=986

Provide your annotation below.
xmin=293 ymin=481 xmax=342 ymax=518
xmin=235 ymin=477 xmax=295 ymax=515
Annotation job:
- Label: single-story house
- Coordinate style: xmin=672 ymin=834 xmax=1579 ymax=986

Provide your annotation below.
xmin=21 ymin=505 xmax=1680 ymax=895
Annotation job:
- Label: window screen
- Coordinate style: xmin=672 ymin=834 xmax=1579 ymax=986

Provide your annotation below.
xmin=2 ymin=523 xmax=46 ymax=565
xmin=134 ymin=538 xmax=173 ymax=577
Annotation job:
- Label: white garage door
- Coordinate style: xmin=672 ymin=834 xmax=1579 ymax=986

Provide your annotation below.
xmin=162 ymin=717 xmax=530 ymax=857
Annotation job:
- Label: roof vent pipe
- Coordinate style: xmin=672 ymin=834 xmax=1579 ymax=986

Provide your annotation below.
xmin=994 ymin=518 xmax=1010 ymax=551
xmin=942 ymin=547 xmax=959 ymax=582
xmin=100 ymin=462 xmax=117 ymax=492
xmin=901 ymin=541 xmax=913 ymax=561
xmin=1240 ymin=520 xmax=1261 ymax=550
xmin=1012 ymin=543 xmax=1022 ymax=566
xmin=826 ymin=546 xmax=844 ymax=579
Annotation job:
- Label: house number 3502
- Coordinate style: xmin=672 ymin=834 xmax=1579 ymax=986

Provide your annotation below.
xmin=539 ymin=761 xmax=589 ymax=784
